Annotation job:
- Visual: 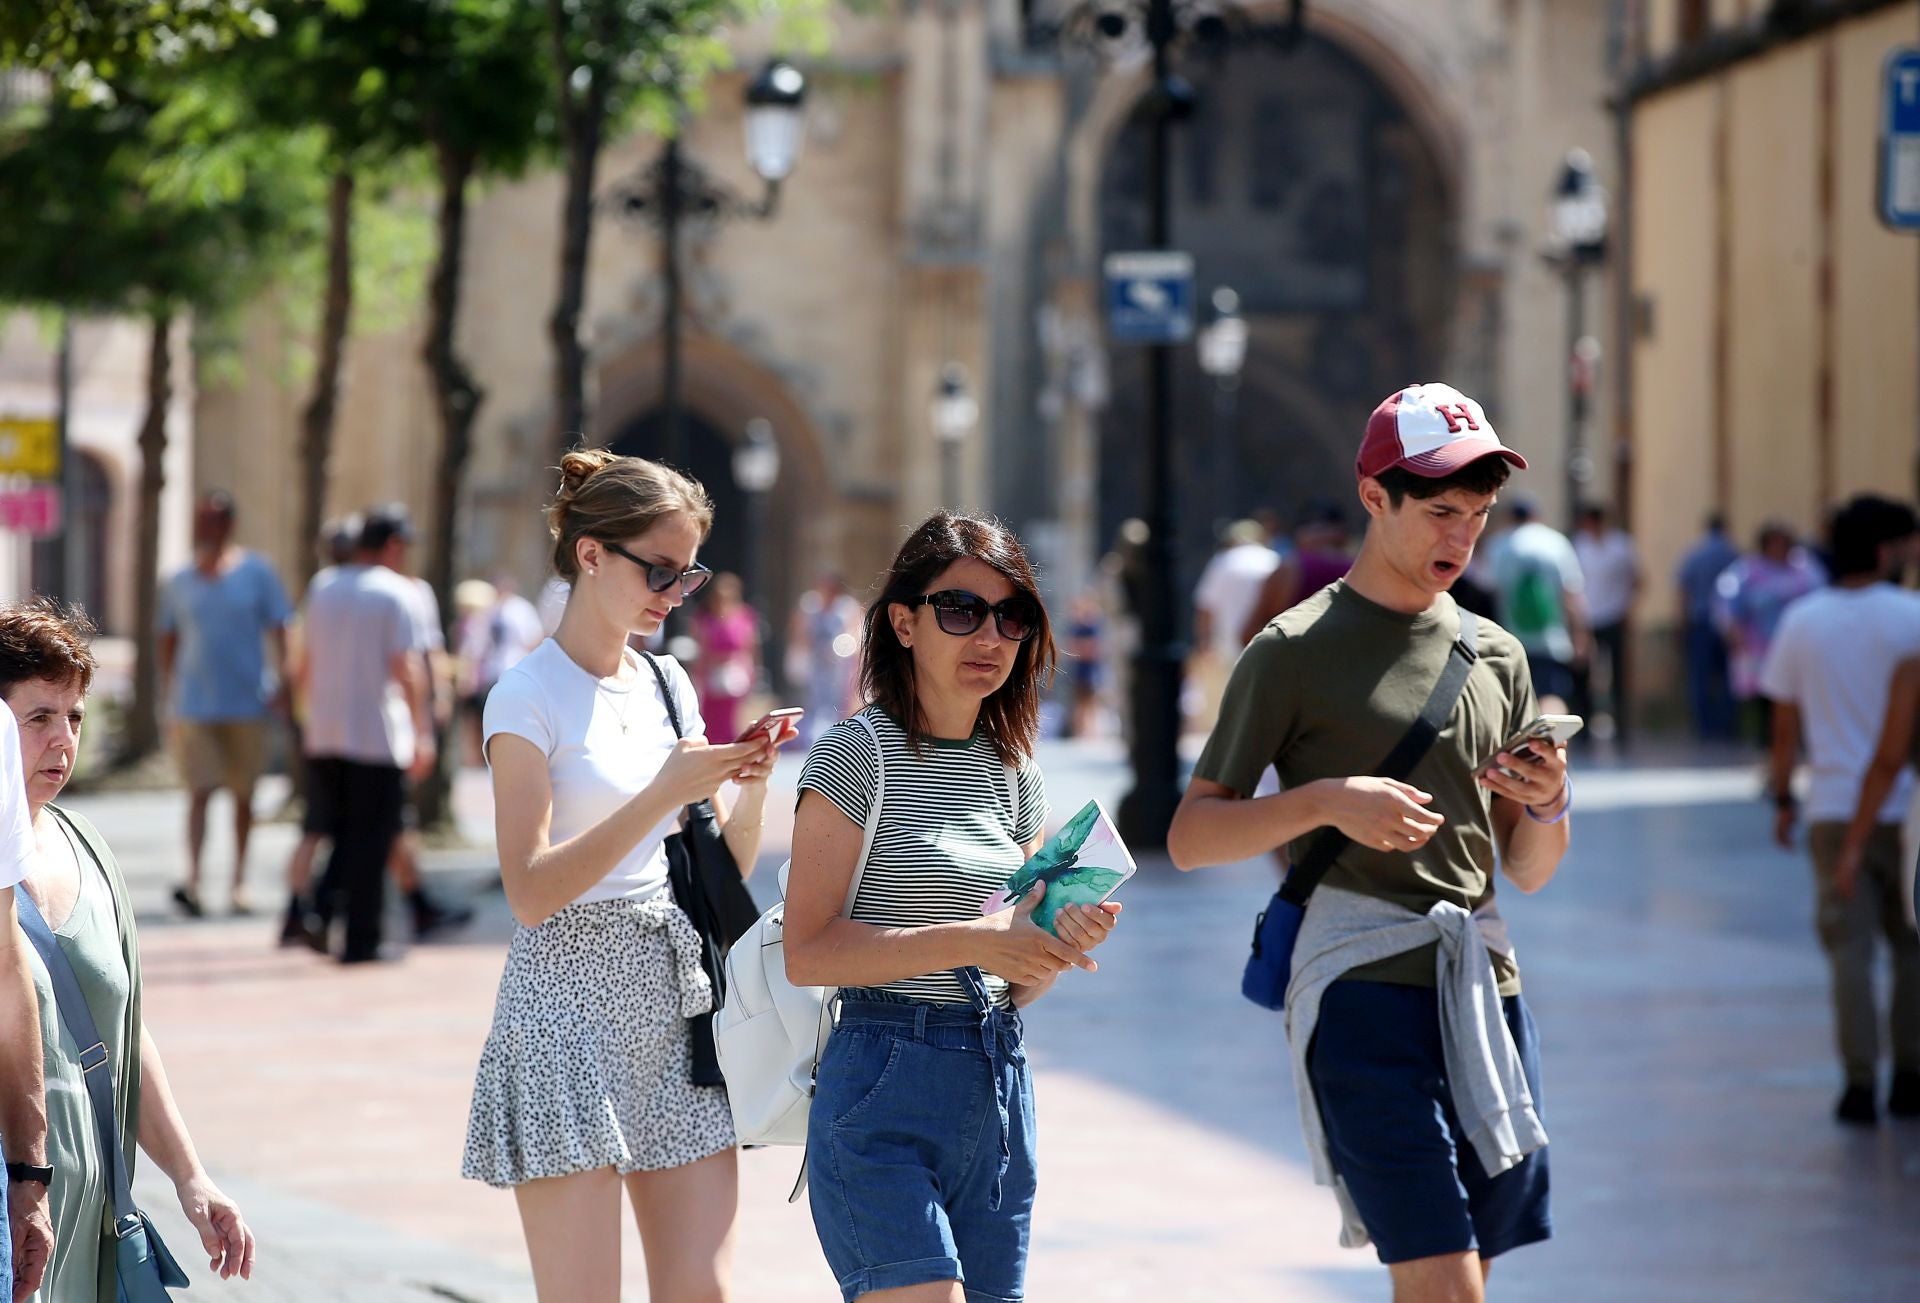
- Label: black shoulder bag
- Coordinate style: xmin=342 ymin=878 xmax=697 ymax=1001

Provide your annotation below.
xmin=642 ymin=652 xmax=764 ymax=1084
xmin=1240 ymin=609 xmax=1480 ymax=1010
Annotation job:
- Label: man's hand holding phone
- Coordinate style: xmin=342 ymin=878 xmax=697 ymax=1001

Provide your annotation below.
xmin=1475 ymin=714 xmax=1579 ymax=816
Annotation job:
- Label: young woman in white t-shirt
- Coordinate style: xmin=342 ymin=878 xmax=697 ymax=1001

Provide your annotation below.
xmin=461 ymin=450 xmax=793 ymax=1302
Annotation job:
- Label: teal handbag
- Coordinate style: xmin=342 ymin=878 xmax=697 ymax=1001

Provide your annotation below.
xmin=15 ymin=893 xmax=190 ymax=1301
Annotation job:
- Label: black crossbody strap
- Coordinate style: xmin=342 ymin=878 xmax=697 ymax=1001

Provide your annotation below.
xmin=1277 ymin=608 xmax=1479 ymax=907
xmin=640 ymin=651 xmax=685 ymax=739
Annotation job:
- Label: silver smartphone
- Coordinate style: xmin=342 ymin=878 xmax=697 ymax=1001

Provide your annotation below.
xmin=1475 ymin=714 xmax=1583 ymax=780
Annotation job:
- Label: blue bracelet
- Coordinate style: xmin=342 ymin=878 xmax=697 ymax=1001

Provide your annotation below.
xmin=1525 ymin=776 xmax=1572 ymax=824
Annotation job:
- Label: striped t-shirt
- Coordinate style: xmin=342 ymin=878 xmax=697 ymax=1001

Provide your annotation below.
xmin=796 ymin=705 xmax=1048 ymax=1007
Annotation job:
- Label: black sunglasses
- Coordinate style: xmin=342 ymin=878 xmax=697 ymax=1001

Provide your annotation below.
xmin=602 ymin=540 xmax=714 ymax=597
xmin=907 ymin=589 xmax=1041 ymax=642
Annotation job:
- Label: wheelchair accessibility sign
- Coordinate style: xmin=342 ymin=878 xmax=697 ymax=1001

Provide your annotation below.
xmin=1104 ymin=250 xmax=1195 ymax=345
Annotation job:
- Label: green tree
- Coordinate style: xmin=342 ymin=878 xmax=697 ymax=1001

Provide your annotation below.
xmin=241 ymin=1 xmax=425 ymax=593
xmin=373 ymin=0 xmax=553 ymax=829
xmin=0 ymin=93 xmax=319 ymax=759
xmin=541 ymin=0 xmax=828 ymax=456
xmin=1 ymin=1 xmax=276 ymax=101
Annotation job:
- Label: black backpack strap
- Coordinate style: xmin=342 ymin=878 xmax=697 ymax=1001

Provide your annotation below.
xmin=1277 ymin=609 xmax=1480 ymax=907
xmin=639 ymin=651 xmax=685 ymax=739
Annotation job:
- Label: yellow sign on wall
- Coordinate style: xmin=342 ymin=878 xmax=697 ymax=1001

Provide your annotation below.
xmin=0 ymin=417 xmax=58 ymax=480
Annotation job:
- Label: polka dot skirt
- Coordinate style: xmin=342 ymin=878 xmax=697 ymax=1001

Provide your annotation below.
xmin=462 ymin=896 xmax=736 ymax=1187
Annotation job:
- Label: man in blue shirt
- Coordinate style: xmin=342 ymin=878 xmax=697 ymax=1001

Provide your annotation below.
xmin=158 ymin=491 xmax=294 ymax=916
xmin=1675 ymin=514 xmax=1739 ymax=741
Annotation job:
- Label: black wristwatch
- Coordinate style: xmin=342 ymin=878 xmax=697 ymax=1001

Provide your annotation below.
xmin=6 ymin=1160 xmax=52 ymax=1187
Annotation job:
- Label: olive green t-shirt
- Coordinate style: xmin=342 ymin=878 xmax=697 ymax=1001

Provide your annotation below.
xmin=1194 ymin=580 xmax=1538 ymax=993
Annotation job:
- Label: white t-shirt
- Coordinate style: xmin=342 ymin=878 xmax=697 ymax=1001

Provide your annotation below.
xmin=483 ymin=640 xmax=703 ymax=907
xmin=407 ymin=575 xmax=447 ymax=653
xmin=1573 ymin=529 xmax=1640 ymax=627
xmin=303 ymin=564 xmax=432 ymax=766
xmin=1759 ymin=583 xmax=1920 ymax=822
xmin=1193 ymin=543 xmax=1282 ymax=661
xmin=0 ymin=702 xmax=35 ymax=890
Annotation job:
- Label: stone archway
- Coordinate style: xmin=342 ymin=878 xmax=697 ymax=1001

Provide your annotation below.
xmin=591 ymin=332 xmax=835 ymax=690
xmin=1081 ymin=23 xmax=1464 ymax=595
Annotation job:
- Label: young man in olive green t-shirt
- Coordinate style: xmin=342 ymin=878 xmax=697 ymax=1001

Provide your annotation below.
xmin=1169 ymin=383 xmax=1574 ymax=1303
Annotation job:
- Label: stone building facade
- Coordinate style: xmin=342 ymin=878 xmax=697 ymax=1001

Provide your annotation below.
xmin=183 ymin=0 xmax=1618 ymax=661
xmin=1622 ymin=0 xmax=1920 ymax=714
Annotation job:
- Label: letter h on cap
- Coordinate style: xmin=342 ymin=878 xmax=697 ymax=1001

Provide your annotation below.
xmin=1435 ymin=402 xmax=1480 ymax=433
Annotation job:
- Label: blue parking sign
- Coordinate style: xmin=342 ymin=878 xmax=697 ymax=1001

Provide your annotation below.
xmin=1104 ymin=250 xmax=1195 ymax=344
xmin=1880 ymin=48 xmax=1920 ymax=230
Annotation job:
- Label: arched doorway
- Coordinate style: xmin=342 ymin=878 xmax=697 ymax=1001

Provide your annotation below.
xmin=1095 ymin=30 xmax=1458 ymax=593
xmin=610 ymin=411 xmax=752 ymax=581
xmin=596 ymin=333 xmax=836 ymax=694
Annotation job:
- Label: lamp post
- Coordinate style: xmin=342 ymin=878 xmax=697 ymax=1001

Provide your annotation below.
xmin=1545 ymin=147 xmax=1607 ymax=529
xmin=1195 ymin=286 xmax=1248 ymax=533
xmin=1048 ymin=0 xmax=1304 ymax=850
xmin=732 ymin=417 xmax=781 ymax=617
xmin=932 ymin=362 xmax=980 ymax=505
xmin=611 ymin=59 xmax=807 ymax=470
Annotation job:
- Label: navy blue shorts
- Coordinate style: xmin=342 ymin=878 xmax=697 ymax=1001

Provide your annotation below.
xmin=1307 ymin=980 xmax=1552 ymax=1264
xmin=807 ymin=974 xmax=1035 ymax=1303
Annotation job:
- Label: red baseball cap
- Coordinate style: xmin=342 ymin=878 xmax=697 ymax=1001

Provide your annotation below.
xmin=1357 ymin=383 xmax=1529 ymax=481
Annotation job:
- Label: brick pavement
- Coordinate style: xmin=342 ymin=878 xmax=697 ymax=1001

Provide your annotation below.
xmin=66 ymin=742 xmax=1920 ymax=1301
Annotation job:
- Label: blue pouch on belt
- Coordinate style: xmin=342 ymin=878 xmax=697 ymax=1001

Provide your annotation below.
xmin=1239 ymin=609 xmax=1480 ymax=1011
xmin=1241 ymin=882 xmax=1309 ymax=1010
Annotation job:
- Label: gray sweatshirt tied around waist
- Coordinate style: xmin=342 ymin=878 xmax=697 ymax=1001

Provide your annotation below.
xmin=1283 ymin=884 xmax=1549 ymax=1250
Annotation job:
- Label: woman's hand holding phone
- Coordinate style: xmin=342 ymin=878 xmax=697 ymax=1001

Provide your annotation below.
xmin=729 ymin=707 xmax=804 ymax=784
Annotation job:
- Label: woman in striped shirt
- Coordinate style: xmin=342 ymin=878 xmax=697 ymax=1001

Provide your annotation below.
xmin=785 ymin=512 xmax=1121 ymax=1303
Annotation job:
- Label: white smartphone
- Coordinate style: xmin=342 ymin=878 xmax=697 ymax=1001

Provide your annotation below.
xmin=1475 ymin=714 xmax=1583 ymax=781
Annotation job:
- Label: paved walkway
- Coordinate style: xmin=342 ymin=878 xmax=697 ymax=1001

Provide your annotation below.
xmin=70 ymin=739 xmax=1920 ymax=1301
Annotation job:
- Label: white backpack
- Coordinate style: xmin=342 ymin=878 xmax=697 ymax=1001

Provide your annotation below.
xmin=712 ymin=713 xmax=884 ymax=1199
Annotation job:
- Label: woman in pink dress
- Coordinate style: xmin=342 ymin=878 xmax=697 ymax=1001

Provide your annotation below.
xmin=691 ymin=573 xmax=759 ymax=742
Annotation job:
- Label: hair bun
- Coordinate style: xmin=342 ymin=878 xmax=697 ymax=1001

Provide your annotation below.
xmin=555 ymin=448 xmax=619 ymax=506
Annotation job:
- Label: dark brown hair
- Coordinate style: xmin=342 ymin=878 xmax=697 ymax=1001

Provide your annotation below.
xmin=1375 ymin=454 xmax=1513 ymax=506
xmin=862 ymin=512 xmax=1057 ymax=765
xmin=547 ymin=448 xmax=715 ymax=581
xmin=0 ymin=597 xmax=99 ymax=699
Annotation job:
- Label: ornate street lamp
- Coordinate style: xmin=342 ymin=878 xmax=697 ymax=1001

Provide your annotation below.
xmin=1045 ymin=0 xmax=1306 ymax=849
xmin=733 ymin=417 xmax=781 ymax=615
xmin=932 ymin=362 xmax=980 ymax=505
xmin=610 ymin=59 xmax=809 ymax=469
xmin=1545 ymin=148 xmax=1607 ymax=528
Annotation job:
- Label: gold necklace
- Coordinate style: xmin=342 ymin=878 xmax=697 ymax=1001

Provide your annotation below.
xmin=597 ymin=680 xmax=636 ymax=734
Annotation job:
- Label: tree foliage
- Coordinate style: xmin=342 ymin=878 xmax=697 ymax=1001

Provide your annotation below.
xmin=1 ymin=1 xmax=278 ymax=102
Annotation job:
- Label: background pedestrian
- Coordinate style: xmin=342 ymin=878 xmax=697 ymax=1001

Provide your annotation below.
xmin=1759 ymin=496 xmax=1920 ymax=1125
xmin=1572 ymin=503 xmax=1641 ymax=741
xmin=1717 ymin=521 xmax=1826 ymax=748
xmin=156 ymin=491 xmax=293 ymax=917
xmin=690 ymin=572 xmax=759 ymax=743
xmin=294 ymin=514 xmax=436 ymax=963
xmin=1489 ymin=497 xmax=1588 ymax=709
xmin=1675 ymin=514 xmax=1739 ymax=741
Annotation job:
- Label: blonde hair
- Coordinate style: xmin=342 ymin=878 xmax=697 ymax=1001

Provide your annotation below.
xmin=547 ymin=449 xmax=715 ymax=581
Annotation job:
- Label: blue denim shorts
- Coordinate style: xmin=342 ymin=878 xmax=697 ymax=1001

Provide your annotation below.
xmin=1308 ymin=980 xmax=1552 ymax=1264
xmin=806 ymin=969 xmax=1036 ymax=1303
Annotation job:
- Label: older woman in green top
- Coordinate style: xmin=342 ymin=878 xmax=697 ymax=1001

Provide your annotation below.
xmin=0 ymin=599 xmax=254 ymax=1300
